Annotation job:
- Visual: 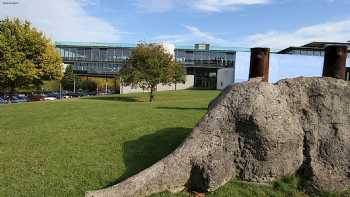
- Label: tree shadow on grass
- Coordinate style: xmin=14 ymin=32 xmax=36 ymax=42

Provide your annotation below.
xmin=82 ymin=96 xmax=144 ymax=102
xmin=108 ymin=127 xmax=192 ymax=186
xmin=156 ymin=107 xmax=208 ymax=111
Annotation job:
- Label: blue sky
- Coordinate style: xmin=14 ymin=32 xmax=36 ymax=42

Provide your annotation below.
xmin=1 ymin=0 xmax=350 ymax=49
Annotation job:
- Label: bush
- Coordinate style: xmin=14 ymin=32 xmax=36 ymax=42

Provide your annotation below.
xmin=80 ymin=80 xmax=97 ymax=92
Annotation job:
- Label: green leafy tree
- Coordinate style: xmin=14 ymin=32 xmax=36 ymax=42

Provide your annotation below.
xmin=80 ymin=80 xmax=97 ymax=92
xmin=0 ymin=18 xmax=63 ymax=99
xmin=119 ymin=43 xmax=182 ymax=102
xmin=61 ymin=64 xmax=79 ymax=91
xmin=171 ymin=63 xmax=186 ymax=91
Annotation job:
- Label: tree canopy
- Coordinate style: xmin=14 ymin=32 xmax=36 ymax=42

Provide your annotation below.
xmin=0 ymin=18 xmax=63 ymax=97
xmin=119 ymin=43 xmax=185 ymax=102
xmin=61 ymin=64 xmax=79 ymax=91
xmin=169 ymin=62 xmax=186 ymax=91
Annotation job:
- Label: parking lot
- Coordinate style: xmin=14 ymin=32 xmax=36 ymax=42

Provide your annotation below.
xmin=0 ymin=91 xmax=114 ymax=104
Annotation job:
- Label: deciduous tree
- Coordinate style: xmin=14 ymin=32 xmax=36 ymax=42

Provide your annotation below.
xmin=0 ymin=18 xmax=63 ymax=99
xmin=170 ymin=62 xmax=186 ymax=91
xmin=119 ymin=43 xmax=184 ymax=102
xmin=61 ymin=64 xmax=79 ymax=91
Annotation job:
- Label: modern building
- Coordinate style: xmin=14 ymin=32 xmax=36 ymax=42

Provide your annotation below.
xmin=278 ymin=41 xmax=350 ymax=81
xmin=278 ymin=41 xmax=350 ymax=56
xmin=55 ymin=40 xmax=350 ymax=93
xmin=174 ymin=43 xmax=239 ymax=89
xmin=55 ymin=42 xmax=133 ymax=78
xmin=55 ymin=42 xmax=243 ymax=90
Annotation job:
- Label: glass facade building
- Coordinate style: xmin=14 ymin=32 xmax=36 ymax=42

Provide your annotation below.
xmin=56 ymin=43 xmax=132 ymax=76
xmin=55 ymin=42 xmax=239 ymax=89
xmin=278 ymin=41 xmax=350 ymax=81
xmin=175 ymin=48 xmax=235 ymax=88
xmin=278 ymin=42 xmax=350 ymax=56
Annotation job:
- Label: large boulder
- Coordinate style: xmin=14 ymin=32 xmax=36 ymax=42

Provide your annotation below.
xmin=86 ymin=77 xmax=350 ymax=197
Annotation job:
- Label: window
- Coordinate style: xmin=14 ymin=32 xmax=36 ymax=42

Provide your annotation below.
xmin=91 ymin=48 xmax=98 ymax=61
xmin=77 ymin=48 xmax=85 ymax=60
xmin=107 ymin=48 xmax=115 ymax=61
xmin=115 ymin=48 xmax=123 ymax=58
xmin=100 ymin=48 xmax=107 ymax=60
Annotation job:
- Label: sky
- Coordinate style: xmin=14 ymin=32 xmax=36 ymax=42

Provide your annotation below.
xmin=1 ymin=0 xmax=350 ymax=49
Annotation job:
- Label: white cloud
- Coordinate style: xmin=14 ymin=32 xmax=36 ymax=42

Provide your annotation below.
xmin=0 ymin=0 xmax=120 ymax=42
xmin=153 ymin=25 xmax=232 ymax=45
xmin=135 ymin=0 xmax=178 ymax=12
xmin=194 ymin=0 xmax=270 ymax=12
xmin=135 ymin=0 xmax=270 ymax=13
xmin=246 ymin=19 xmax=350 ymax=49
xmin=184 ymin=25 xmax=229 ymax=44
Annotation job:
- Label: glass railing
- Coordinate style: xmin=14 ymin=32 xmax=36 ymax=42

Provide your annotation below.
xmin=61 ymin=55 xmax=128 ymax=62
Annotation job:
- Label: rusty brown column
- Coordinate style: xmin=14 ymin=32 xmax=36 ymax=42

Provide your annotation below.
xmin=249 ymin=48 xmax=270 ymax=82
xmin=322 ymin=45 xmax=348 ymax=79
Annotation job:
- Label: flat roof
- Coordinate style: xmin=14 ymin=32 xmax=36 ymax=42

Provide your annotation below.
xmin=55 ymin=41 xmax=136 ymax=48
xmin=278 ymin=41 xmax=350 ymax=53
xmin=302 ymin=41 xmax=350 ymax=48
xmin=54 ymin=41 xmax=280 ymax=53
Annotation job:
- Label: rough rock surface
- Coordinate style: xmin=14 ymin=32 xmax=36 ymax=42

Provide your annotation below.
xmin=86 ymin=77 xmax=350 ymax=197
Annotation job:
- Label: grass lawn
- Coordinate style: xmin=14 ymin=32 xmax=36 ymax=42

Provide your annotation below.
xmin=0 ymin=90 xmax=348 ymax=197
xmin=0 ymin=90 xmax=218 ymax=197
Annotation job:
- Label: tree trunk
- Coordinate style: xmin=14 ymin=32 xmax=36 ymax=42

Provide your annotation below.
xmin=149 ymin=86 xmax=156 ymax=102
xmin=175 ymin=82 xmax=177 ymax=91
xmin=8 ymin=85 xmax=15 ymax=103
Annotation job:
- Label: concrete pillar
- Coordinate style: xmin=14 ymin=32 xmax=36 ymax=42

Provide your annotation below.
xmin=249 ymin=48 xmax=270 ymax=82
xmin=322 ymin=45 xmax=348 ymax=79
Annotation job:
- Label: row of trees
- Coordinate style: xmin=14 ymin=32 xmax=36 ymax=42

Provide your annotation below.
xmin=61 ymin=64 xmax=98 ymax=92
xmin=0 ymin=18 xmax=185 ymax=102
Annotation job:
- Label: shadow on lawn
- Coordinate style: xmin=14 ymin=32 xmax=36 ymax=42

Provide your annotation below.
xmin=156 ymin=106 xmax=208 ymax=111
xmin=108 ymin=127 xmax=192 ymax=186
xmin=82 ymin=96 xmax=143 ymax=102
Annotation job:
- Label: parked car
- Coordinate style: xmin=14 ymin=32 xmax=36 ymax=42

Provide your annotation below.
xmin=67 ymin=92 xmax=80 ymax=98
xmin=12 ymin=96 xmax=28 ymax=103
xmin=0 ymin=97 xmax=6 ymax=104
xmin=30 ymin=95 xmax=45 ymax=102
xmin=88 ymin=91 xmax=96 ymax=96
xmin=45 ymin=92 xmax=60 ymax=100
xmin=44 ymin=96 xmax=57 ymax=101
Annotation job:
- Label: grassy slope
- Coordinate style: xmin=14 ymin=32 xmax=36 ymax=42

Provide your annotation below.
xmin=0 ymin=90 xmax=217 ymax=197
xmin=0 ymin=90 xmax=348 ymax=197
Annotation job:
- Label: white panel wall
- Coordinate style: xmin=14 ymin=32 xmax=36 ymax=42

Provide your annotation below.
xmin=234 ymin=52 xmax=350 ymax=83
xmin=269 ymin=54 xmax=324 ymax=82
xmin=217 ymin=68 xmax=234 ymax=90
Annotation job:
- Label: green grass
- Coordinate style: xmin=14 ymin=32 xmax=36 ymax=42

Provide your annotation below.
xmin=153 ymin=175 xmax=349 ymax=197
xmin=151 ymin=177 xmax=308 ymax=197
xmin=0 ymin=90 xmax=218 ymax=197
xmin=0 ymin=90 xmax=348 ymax=197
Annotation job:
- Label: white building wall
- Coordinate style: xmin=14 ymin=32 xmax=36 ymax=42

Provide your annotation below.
xmin=120 ymin=75 xmax=194 ymax=94
xmin=234 ymin=52 xmax=345 ymax=83
xmin=217 ymin=68 xmax=234 ymax=90
xmin=160 ymin=42 xmax=175 ymax=59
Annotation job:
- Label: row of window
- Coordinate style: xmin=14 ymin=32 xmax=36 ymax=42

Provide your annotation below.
xmin=57 ymin=47 xmax=237 ymax=62
xmin=287 ymin=50 xmax=325 ymax=56
xmin=175 ymin=50 xmax=236 ymax=61
xmin=74 ymin=62 xmax=119 ymax=74
xmin=58 ymin=47 xmax=131 ymax=61
xmin=177 ymin=59 xmax=235 ymax=67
